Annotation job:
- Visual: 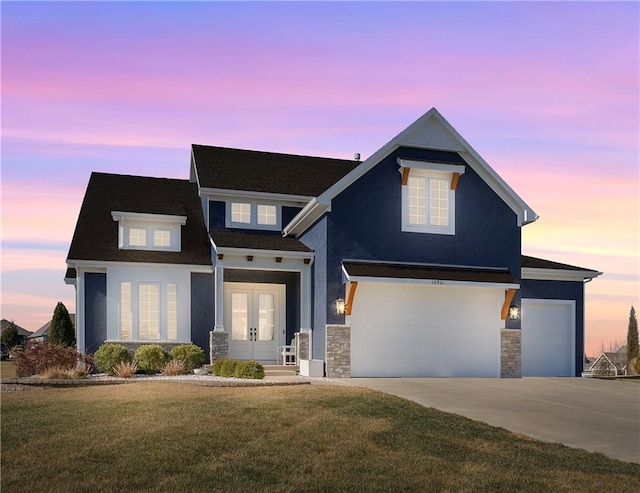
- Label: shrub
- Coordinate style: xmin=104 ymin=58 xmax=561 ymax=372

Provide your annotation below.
xmin=162 ymin=359 xmax=187 ymax=376
xmin=1 ymin=320 xmax=21 ymax=348
xmin=13 ymin=342 xmax=92 ymax=378
xmin=634 ymin=357 xmax=640 ymax=375
xmin=113 ymin=361 xmax=137 ymax=379
xmin=49 ymin=302 xmax=76 ymax=347
xmin=94 ymin=343 xmax=131 ymax=375
xmin=41 ymin=366 xmax=90 ymax=380
xmin=134 ymin=344 xmax=168 ymax=374
xmin=169 ymin=344 xmax=205 ymax=371
xmin=213 ymin=357 xmax=237 ymax=377
xmin=233 ymin=360 xmax=265 ymax=380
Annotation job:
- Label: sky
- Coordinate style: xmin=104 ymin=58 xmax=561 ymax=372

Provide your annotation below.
xmin=1 ymin=1 xmax=638 ymax=357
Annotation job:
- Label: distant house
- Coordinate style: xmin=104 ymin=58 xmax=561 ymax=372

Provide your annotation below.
xmin=0 ymin=319 xmax=32 ymax=346
xmin=590 ymin=346 xmax=627 ymax=377
xmin=28 ymin=314 xmax=76 ymax=343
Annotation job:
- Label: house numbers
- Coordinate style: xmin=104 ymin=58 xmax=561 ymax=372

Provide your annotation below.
xmin=431 ymin=280 xmax=445 ymax=285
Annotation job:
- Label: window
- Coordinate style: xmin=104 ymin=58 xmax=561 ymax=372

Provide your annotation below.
xmin=257 ymin=205 xmax=277 ymax=225
xmin=226 ymin=202 xmax=281 ymax=230
xmin=231 ymin=203 xmax=251 ymax=223
xmin=120 ymin=282 xmax=132 ymax=339
xmin=139 ymin=283 xmax=160 ymax=340
xmin=154 ymin=229 xmax=171 ymax=247
xmin=402 ymin=171 xmax=455 ymax=234
xmin=129 ymin=228 xmax=147 ymax=246
xmin=167 ymin=284 xmax=177 ymax=340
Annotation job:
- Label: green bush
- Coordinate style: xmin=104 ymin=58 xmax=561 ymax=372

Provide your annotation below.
xmin=94 ymin=343 xmax=131 ymax=375
xmin=134 ymin=344 xmax=168 ymax=374
xmin=633 ymin=357 xmax=640 ymax=375
xmin=233 ymin=360 xmax=265 ymax=380
xmin=213 ymin=357 xmax=237 ymax=377
xmin=169 ymin=344 xmax=205 ymax=371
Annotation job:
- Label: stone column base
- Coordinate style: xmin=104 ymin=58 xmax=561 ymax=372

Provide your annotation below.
xmin=501 ymin=329 xmax=521 ymax=378
xmin=294 ymin=331 xmax=309 ymax=361
xmin=210 ymin=331 xmax=229 ymax=363
xmin=326 ymin=325 xmax=351 ymax=378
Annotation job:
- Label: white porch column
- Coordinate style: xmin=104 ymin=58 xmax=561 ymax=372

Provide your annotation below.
xmin=300 ymin=262 xmax=312 ymax=358
xmin=214 ymin=264 xmax=225 ymax=331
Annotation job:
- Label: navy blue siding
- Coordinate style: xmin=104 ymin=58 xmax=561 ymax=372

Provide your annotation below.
xmin=191 ymin=273 xmax=214 ymax=359
xmin=224 ymin=269 xmax=300 ymax=345
xmin=283 ymin=206 xmax=302 ymax=225
xmin=84 ymin=272 xmax=107 ymax=353
xmin=326 ymin=147 xmax=522 ymax=324
xmin=521 ymin=279 xmax=585 ymax=376
xmin=300 ymin=216 xmax=327 ymax=359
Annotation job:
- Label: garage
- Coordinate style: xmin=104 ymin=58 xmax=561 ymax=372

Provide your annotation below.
xmin=348 ymin=281 xmax=505 ymax=377
xmin=521 ymin=299 xmax=575 ymax=377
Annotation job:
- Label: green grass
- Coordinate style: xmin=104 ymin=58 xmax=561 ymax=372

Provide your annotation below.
xmin=2 ymin=383 xmax=639 ymax=493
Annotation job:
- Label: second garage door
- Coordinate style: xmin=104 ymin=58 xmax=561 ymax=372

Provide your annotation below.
xmin=349 ymin=282 xmax=503 ymax=377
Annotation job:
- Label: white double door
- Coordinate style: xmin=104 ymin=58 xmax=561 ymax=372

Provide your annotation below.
xmin=224 ymin=283 xmax=285 ymax=364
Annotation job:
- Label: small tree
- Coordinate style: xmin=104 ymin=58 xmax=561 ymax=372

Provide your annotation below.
xmin=627 ymin=305 xmax=638 ymax=368
xmin=1 ymin=321 xmax=21 ymax=348
xmin=49 ymin=302 xmax=76 ymax=347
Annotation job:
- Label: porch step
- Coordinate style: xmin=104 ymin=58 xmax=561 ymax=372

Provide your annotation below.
xmin=263 ymin=365 xmax=299 ymax=377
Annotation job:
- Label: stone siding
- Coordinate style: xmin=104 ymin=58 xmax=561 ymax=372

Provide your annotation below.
xmin=326 ymin=325 xmax=351 ymax=378
xmin=294 ymin=331 xmax=309 ymax=361
xmin=209 ymin=331 xmax=229 ymax=363
xmin=501 ymin=329 xmax=521 ymax=378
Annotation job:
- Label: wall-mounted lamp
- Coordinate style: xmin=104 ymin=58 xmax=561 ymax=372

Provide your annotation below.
xmin=508 ymin=302 xmax=520 ymax=320
xmin=336 ymin=298 xmax=345 ymax=315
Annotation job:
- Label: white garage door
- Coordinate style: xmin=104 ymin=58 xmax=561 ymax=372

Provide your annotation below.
xmin=349 ymin=282 xmax=503 ymax=377
xmin=522 ymin=299 xmax=575 ymax=377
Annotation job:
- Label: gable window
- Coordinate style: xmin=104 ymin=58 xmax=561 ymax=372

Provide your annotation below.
xmin=226 ymin=202 xmax=281 ymax=230
xmin=400 ymin=162 xmax=463 ymax=235
xmin=112 ymin=211 xmax=185 ymax=252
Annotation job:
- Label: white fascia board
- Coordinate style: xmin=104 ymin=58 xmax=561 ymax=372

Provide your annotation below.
xmin=346 ymin=275 xmax=519 ymax=290
xmin=397 ymin=159 xmax=466 ymax=175
xmin=198 ymin=187 xmax=312 ymax=207
xmin=522 ymin=267 xmax=603 ymax=282
xmin=67 ymin=259 xmax=213 ymax=273
xmin=111 ymin=211 xmax=187 ymax=225
xmin=217 ymin=256 xmax=314 ymax=272
xmin=190 ymin=148 xmax=200 ymax=185
xmin=216 ymin=246 xmax=313 ymax=260
xmin=282 ymin=197 xmax=329 ymax=237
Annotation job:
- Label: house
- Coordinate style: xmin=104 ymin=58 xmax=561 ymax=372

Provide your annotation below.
xmin=28 ymin=314 xmax=76 ymax=343
xmin=0 ymin=319 xmax=32 ymax=346
xmin=65 ymin=108 xmax=601 ymax=378
xmin=590 ymin=346 xmax=628 ymax=377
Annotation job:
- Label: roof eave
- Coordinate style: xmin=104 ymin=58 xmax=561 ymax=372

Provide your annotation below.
xmin=282 ymin=198 xmax=329 ymax=237
xmin=522 ymin=267 xmax=603 ymax=282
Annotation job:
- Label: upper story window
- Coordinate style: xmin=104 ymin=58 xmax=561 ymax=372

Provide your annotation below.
xmin=399 ymin=159 xmax=465 ymax=235
xmin=226 ymin=202 xmax=281 ymax=230
xmin=112 ymin=211 xmax=186 ymax=252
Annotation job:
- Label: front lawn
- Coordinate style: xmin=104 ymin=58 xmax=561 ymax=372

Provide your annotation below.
xmin=2 ymin=383 xmax=639 ymax=492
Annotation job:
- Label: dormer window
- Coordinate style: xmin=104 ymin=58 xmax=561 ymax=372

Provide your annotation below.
xmin=226 ymin=202 xmax=281 ymax=230
xmin=112 ymin=211 xmax=186 ymax=252
xmin=399 ymin=159 xmax=465 ymax=235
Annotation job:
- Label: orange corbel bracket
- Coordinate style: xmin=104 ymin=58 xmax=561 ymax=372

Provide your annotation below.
xmin=450 ymin=172 xmax=461 ymax=190
xmin=501 ymin=288 xmax=517 ymax=320
xmin=401 ymin=167 xmax=410 ymax=186
xmin=345 ymin=281 xmax=358 ymax=316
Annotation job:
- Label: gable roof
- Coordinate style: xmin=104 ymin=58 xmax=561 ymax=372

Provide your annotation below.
xmin=0 ymin=319 xmax=32 ymax=338
xmin=67 ymin=172 xmax=212 ymax=266
xmin=191 ymin=145 xmax=360 ymax=197
xmin=284 ymin=108 xmax=538 ymax=237
xmin=522 ymin=255 xmax=602 ymax=281
xmin=29 ymin=314 xmax=76 ymax=339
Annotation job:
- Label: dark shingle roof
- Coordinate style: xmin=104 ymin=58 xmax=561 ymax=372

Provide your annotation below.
xmin=211 ymin=230 xmax=312 ymax=253
xmin=67 ymin=173 xmax=212 ymax=266
xmin=522 ymin=255 xmax=599 ymax=273
xmin=0 ymin=319 xmax=32 ymax=337
xmin=342 ymin=261 xmax=517 ymax=284
xmin=192 ymin=145 xmax=360 ymax=197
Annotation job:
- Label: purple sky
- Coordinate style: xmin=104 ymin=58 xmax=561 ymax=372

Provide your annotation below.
xmin=1 ymin=1 xmax=638 ymax=355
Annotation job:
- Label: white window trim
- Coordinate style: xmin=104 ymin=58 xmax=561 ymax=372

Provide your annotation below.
xmin=401 ymin=168 xmax=456 ymax=235
xmin=225 ymin=202 xmax=282 ymax=231
xmin=112 ymin=211 xmax=185 ymax=252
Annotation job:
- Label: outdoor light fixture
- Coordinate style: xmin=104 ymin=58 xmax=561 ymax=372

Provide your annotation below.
xmin=508 ymin=302 xmax=520 ymax=320
xmin=336 ymin=298 xmax=345 ymax=315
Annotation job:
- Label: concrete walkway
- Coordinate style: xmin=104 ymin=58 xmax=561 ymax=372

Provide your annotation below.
xmin=338 ymin=377 xmax=640 ymax=464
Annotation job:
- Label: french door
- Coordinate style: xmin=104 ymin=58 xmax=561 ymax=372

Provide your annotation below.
xmin=224 ymin=283 xmax=285 ymax=363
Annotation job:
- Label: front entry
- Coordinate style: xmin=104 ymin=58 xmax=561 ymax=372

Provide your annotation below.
xmin=224 ymin=282 xmax=285 ymax=364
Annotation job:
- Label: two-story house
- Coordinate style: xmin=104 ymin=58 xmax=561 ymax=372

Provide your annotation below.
xmin=65 ymin=108 xmax=601 ymax=377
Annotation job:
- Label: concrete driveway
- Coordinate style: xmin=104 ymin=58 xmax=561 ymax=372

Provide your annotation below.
xmin=339 ymin=377 xmax=640 ymax=464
